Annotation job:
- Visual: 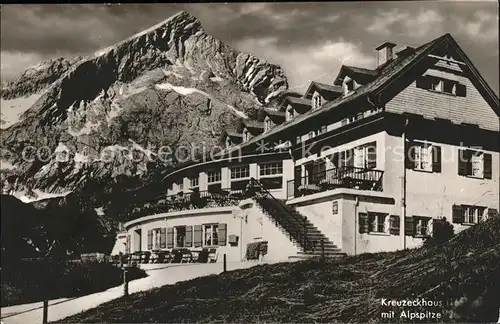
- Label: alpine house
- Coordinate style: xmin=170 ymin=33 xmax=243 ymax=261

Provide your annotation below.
xmin=112 ymin=33 xmax=499 ymax=263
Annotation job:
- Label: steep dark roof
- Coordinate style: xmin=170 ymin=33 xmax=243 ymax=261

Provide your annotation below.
xmin=279 ymin=96 xmax=311 ymax=113
xmin=333 ymin=65 xmax=379 ymax=86
xmin=304 ymin=81 xmax=343 ymax=100
xmin=228 ymin=33 xmax=450 ymax=152
xmin=242 ymin=120 xmax=264 ymax=130
xmin=162 ymin=33 xmax=499 ymax=180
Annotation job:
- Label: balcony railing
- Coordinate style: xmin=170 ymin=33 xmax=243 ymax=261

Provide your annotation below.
xmin=129 ymin=189 xmax=247 ymax=219
xmin=287 ymin=166 xmax=384 ymax=199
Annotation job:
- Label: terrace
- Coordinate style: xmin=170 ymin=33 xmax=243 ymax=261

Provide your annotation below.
xmin=128 ymin=188 xmax=250 ymax=219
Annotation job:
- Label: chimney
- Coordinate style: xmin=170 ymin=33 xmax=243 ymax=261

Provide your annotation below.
xmin=375 ymin=41 xmax=397 ymax=67
xmin=395 ymin=45 xmax=415 ymax=58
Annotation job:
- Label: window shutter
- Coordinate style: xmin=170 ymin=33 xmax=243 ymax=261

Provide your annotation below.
xmin=452 ymin=204 xmax=463 ymax=224
xmin=166 ymin=227 xmax=174 ymax=249
xmin=359 ymin=213 xmax=369 ymax=233
xmin=160 ymin=228 xmax=166 ymax=248
xmin=193 ymin=225 xmax=203 ymax=247
xmin=389 ymin=215 xmax=400 ymax=235
xmin=405 ymin=142 xmax=415 ymax=170
xmin=331 ymin=152 xmax=339 ymax=168
xmin=366 ymin=142 xmax=377 ymax=169
xmin=346 ymin=149 xmax=355 ymax=167
xmin=147 ymin=230 xmax=153 ymax=250
xmin=455 ymin=83 xmax=467 ymax=97
xmin=218 ymin=223 xmax=227 ymax=246
xmin=458 ymin=149 xmax=469 ymax=176
xmin=185 ymin=226 xmax=193 ymax=247
xmin=416 ymin=76 xmax=431 ymax=89
xmin=483 ymin=153 xmax=492 ymax=179
xmin=126 ymin=235 xmax=131 ymax=254
xmin=432 ymin=145 xmax=442 ymax=173
xmin=404 ymin=217 xmax=414 ymax=236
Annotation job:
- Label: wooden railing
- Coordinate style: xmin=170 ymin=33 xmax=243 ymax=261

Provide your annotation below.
xmin=287 ymin=166 xmax=384 ymax=199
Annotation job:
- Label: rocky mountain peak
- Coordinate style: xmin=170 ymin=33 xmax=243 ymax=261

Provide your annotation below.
xmin=0 ymin=10 xmax=288 ymax=209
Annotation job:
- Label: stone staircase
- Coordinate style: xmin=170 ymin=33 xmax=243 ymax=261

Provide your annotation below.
xmin=249 ymin=178 xmax=346 ymax=260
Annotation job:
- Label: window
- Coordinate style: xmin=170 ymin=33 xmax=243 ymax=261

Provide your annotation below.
xmin=416 ymin=75 xmax=466 ymax=97
xmin=407 ymin=142 xmax=441 ymax=173
xmin=414 ymin=217 xmax=430 ymax=236
xmin=243 ymin=128 xmax=250 ymax=141
xmin=264 ymin=117 xmax=273 ymax=132
xmin=341 ymin=118 xmax=349 ymax=126
xmin=312 ymin=92 xmax=322 ymax=110
xmin=177 ymin=181 xmax=183 ymax=191
xmin=369 ymin=213 xmax=386 ymax=233
xmin=443 ymin=79 xmax=456 ymax=95
xmin=286 ymin=105 xmax=294 ymax=121
xmin=359 ymin=212 xmax=387 ymax=234
xmin=316 ymin=125 xmax=327 ymax=136
xmin=153 ymin=228 xmax=161 ymax=249
xmin=207 ymin=171 xmax=221 ymax=183
xmin=259 ymin=162 xmax=283 ymax=176
xmin=307 ymin=131 xmax=315 ymax=140
xmin=174 ymin=226 xmax=186 ymax=248
xmin=189 ymin=176 xmax=199 ymax=188
xmin=470 ymin=152 xmax=484 ymax=178
xmin=203 ymin=224 xmax=219 ymax=246
xmin=458 ymin=149 xmax=492 ymax=179
xmin=230 ymin=165 xmax=250 ymax=179
xmin=414 ymin=144 xmax=433 ymax=171
xmin=354 ymin=142 xmax=377 ymax=169
xmin=345 ymin=79 xmax=355 ymax=93
xmin=463 ymin=205 xmax=486 ymax=224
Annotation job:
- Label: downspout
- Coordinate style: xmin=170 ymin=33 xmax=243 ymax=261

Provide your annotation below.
xmin=354 ymin=197 xmax=359 ymax=255
xmin=401 ymin=118 xmax=409 ymax=250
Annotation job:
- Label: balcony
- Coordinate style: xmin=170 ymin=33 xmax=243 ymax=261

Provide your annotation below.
xmin=286 ymin=166 xmax=384 ymax=199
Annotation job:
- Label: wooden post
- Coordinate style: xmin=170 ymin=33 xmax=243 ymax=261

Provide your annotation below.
xmin=123 ymin=268 xmax=129 ymax=297
xmin=223 ymin=254 xmax=227 ymax=273
xmin=42 ymin=300 xmax=48 ymax=324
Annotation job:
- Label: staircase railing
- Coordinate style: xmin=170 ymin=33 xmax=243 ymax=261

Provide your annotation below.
xmin=248 ymin=177 xmax=313 ymax=251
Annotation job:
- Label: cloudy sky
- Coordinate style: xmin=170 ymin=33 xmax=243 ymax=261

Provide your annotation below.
xmin=1 ymin=2 xmax=498 ymax=94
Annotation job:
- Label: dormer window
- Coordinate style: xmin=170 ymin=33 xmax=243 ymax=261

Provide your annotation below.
xmin=312 ymin=91 xmax=323 ymax=110
xmin=286 ymin=105 xmax=294 ymax=121
xmin=416 ymin=75 xmax=466 ymax=97
xmin=225 ymin=137 xmax=232 ymax=149
xmin=264 ymin=116 xmax=273 ymax=132
xmin=346 ymin=80 xmax=355 ymax=92
xmin=243 ymin=128 xmax=250 ymax=141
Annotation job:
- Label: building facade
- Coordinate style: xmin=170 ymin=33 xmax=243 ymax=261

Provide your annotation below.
xmin=112 ymin=33 xmax=499 ymax=261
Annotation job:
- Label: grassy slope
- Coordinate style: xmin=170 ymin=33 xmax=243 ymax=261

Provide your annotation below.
xmin=60 ymin=216 xmax=500 ymax=323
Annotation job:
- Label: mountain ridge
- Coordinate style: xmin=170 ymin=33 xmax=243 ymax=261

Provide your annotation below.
xmin=0 ymin=10 xmax=288 ymax=216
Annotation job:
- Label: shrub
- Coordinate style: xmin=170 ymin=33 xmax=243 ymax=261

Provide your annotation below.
xmin=424 ymin=217 xmax=455 ymax=247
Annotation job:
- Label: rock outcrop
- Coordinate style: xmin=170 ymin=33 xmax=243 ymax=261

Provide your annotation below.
xmin=0 ymin=10 xmax=288 ymax=212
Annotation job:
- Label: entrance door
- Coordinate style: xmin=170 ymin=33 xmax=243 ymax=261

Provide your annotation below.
xmin=294 ymin=166 xmax=302 ymax=197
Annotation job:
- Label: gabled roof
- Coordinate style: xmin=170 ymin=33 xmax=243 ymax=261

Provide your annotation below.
xmin=259 ymin=108 xmax=286 ymax=123
xmin=162 ymin=33 xmax=499 ymax=178
xmin=333 ymin=65 xmax=379 ymax=86
xmin=242 ymin=120 xmax=264 ymax=130
xmin=227 ymin=33 xmax=500 ymax=153
xmin=303 ymin=81 xmax=343 ymax=100
xmin=279 ymin=96 xmax=311 ymax=113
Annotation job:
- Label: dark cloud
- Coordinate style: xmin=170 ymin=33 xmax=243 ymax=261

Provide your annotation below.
xmin=1 ymin=2 xmax=498 ymax=93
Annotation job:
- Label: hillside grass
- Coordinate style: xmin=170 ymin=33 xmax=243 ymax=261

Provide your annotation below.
xmin=59 ymin=216 xmax=500 ymax=323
